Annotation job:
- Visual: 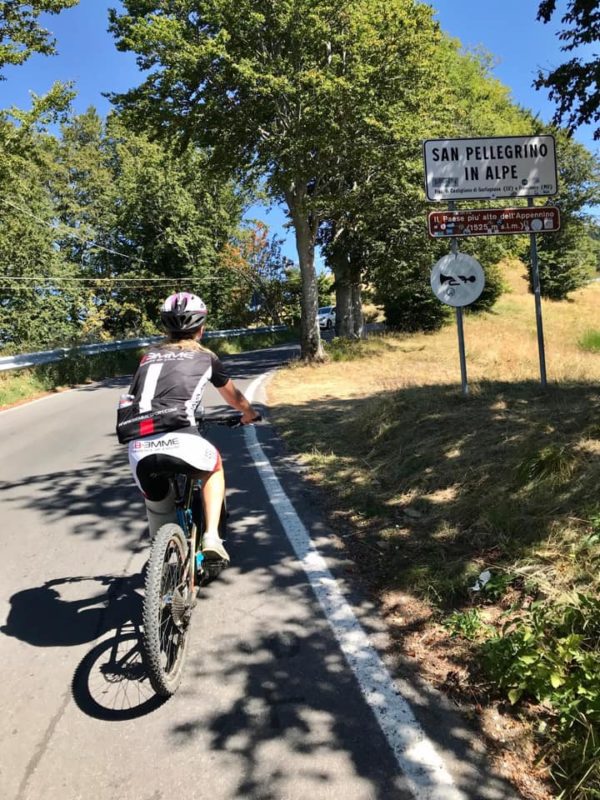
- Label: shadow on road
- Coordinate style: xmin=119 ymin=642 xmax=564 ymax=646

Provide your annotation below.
xmin=1 ymin=571 xmax=164 ymax=720
xmin=72 ymin=623 xmax=164 ymax=721
xmin=0 ymin=445 xmax=144 ymax=548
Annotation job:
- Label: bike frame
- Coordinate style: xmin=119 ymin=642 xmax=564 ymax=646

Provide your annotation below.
xmin=166 ymin=413 xmax=245 ymax=596
xmin=171 ymin=474 xmax=202 ymax=595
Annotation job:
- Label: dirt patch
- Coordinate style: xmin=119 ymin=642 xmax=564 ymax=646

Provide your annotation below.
xmin=379 ymin=589 xmax=553 ymax=800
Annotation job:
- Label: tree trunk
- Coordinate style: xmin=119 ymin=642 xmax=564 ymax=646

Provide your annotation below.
xmin=351 ymin=279 xmax=364 ymax=338
xmin=334 ymin=253 xmax=364 ymax=339
xmin=287 ymin=192 xmax=325 ymax=361
xmin=336 ymin=280 xmax=354 ymax=337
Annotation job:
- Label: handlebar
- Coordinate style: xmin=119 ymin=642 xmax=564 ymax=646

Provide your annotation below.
xmin=197 ymin=412 xmax=263 ymax=428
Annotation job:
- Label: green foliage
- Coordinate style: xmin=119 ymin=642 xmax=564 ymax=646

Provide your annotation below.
xmin=52 ymin=110 xmax=247 ymax=337
xmin=0 ymin=102 xmax=253 ymax=351
xmin=535 ymin=0 xmax=600 ymax=140
xmin=578 ymin=330 xmax=600 ymax=353
xmin=442 ymin=609 xmax=488 ymax=640
xmin=0 ymin=95 xmax=85 ymax=351
xmin=109 ymin=0 xmax=454 ymax=358
xmin=523 ymin=129 xmax=600 ymax=299
xmin=379 ymin=257 xmax=450 ymax=333
xmin=324 ymin=334 xmax=393 ymax=362
xmin=517 ymin=444 xmax=578 ymax=486
xmin=0 ymin=1 xmax=79 ymax=74
xmin=481 ymin=595 xmax=600 ymax=798
xmin=468 ymin=260 xmax=506 ymax=314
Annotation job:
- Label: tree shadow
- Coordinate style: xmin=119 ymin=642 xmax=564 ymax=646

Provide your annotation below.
xmin=0 ymin=445 xmax=145 ymax=548
xmin=272 ymin=379 xmax=600 ymax=601
xmin=169 ymin=607 xmax=514 ymax=799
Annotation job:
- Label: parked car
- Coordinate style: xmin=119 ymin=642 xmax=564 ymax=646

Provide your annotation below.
xmin=318 ymin=305 xmax=336 ymax=329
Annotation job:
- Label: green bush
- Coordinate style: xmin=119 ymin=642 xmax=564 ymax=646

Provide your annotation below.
xmin=480 ymin=595 xmax=600 ymax=798
xmin=578 ymin=330 xmax=600 ymax=354
xmin=380 ymin=260 xmax=451 ymax=333
xmin=442 ymin=609 xmax=488 ymax=640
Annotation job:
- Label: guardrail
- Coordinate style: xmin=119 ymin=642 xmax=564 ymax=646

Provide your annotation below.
xmin=0 ymin=325 xmax=289 ymax=372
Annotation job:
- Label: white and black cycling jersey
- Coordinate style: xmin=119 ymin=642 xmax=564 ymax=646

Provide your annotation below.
xmin=116 ymin=346 xmax=229 ymax=444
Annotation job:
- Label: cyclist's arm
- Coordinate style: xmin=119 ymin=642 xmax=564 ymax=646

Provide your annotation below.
xmin=216 ymin=380 xmax=258 ymax=424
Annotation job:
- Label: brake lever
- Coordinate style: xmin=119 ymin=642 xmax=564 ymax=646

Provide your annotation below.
xmin=227 ymin=413 xmax=263 ymax=428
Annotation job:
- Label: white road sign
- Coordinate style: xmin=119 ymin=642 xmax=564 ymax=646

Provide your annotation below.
xmin=431 ymin=253 xmax=485 ymax=307
xmin=423 ymin=135 xmax=557 ymax=201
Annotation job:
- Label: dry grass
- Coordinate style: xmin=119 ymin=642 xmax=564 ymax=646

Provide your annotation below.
xmin=268 ymin=258 xmax=600 ymax=602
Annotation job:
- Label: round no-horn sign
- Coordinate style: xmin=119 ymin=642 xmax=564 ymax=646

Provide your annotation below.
xmin=430 ymin=252 xmax=485 ymax=307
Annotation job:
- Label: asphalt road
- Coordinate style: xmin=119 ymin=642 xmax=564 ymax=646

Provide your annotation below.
xmin=0 ymin=343 xmax=517 ymax=800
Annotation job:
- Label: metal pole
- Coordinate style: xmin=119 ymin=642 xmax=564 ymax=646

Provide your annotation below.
xmin=527 ymin=197 xmax=548 ymax=388
xmin=449 ymin=201 xmax=469 ymax=396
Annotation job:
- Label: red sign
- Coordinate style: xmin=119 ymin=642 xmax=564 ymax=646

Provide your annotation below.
xmin=428 ymin=206 xmax=560 ymax=238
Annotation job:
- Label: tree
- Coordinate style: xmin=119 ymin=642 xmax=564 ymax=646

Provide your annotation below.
xmin=0 ymin=101 xmax=84 ymax=351
xmin=535 ymin=0 xmax=600 ymax=139
xmin=0 ymin=1 xmax=79 ymax=75
xmin=220 ymin=223 xmax=296 ymax=327
xmin=109 ymin=0 xmax=449 ymax=360
xmin=322 ymin=40 xmax=526 ymax=333
xmin=524 ymin=127 xmax=600 ymax=298
xmin=52 ymin=109 xmax=247 ymax=338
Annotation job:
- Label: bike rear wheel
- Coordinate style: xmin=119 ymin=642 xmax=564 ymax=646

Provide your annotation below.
xmin=142 ymin=523 xmax=192 ymax=696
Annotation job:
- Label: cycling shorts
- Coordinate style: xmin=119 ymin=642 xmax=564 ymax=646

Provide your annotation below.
xmin=128 ymin=427 xmax=221 ymax=498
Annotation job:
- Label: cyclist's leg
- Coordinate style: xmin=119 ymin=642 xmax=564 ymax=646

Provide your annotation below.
xmin=135 ymin=455 xmax=178 ymax=539
xmin=198 ymin=453 xmax=228 ymax=561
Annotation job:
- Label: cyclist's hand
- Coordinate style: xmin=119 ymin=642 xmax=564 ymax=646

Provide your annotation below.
xmin=241 ymin=410 xmax=261 ymax=425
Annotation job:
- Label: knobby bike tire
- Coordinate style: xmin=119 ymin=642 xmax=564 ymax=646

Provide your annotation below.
xmin=142 ymin=523 xmax=191 ymax=697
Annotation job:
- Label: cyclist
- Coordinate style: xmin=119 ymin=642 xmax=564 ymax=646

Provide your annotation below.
xmin=116 ymin=292 xmax=259 ymax=562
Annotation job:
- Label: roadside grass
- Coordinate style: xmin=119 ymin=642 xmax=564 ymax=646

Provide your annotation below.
xmin=212 ymin=327 xmax=298 ymax=355
xmin=0 ymin=349 xmax=143 ymax=408
xmin=578 ymin=329 xmax=600 ymax=353
xmin=268 ymin=260 xmax=600 ymax=799
xmin=0 ymin=329 xmax=298 ymax=408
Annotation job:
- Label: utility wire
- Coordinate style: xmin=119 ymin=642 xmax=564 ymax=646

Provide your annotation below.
xmin=0 ymin=197 xmax=148 ymax=264
xmin=0 ymin=276 xmax=218 ymax=282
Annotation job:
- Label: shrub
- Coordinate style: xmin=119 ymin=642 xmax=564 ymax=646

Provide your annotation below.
xmin=578 ymin=330 xmax=600 ymax=354
xmin=480 ymin=595 xmax=600 ymax=798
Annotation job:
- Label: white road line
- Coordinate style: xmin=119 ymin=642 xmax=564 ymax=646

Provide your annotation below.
xmin=244 ymin=375 xmax=466 ymax=800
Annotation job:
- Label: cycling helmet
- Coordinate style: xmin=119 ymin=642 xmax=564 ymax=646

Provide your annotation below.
xmin=160 ymin=292 xmax=207 ymax=333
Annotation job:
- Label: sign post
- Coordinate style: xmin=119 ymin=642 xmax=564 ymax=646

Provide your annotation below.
xmin=430 ymin=240 xmax=486 ymax=397
xmin=423 ymin=135 xmax=558 ymax=201
xmin=528 ymin=197 xmax=548 ymax=387
xmin=453 ymin=239 xmax=469 ymax=397
xmin=423 ymin=135 xmax=558 ymax=389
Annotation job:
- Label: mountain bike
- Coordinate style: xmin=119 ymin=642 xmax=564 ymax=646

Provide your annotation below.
xmin=141 ymin=412 xmax=260 ymax=697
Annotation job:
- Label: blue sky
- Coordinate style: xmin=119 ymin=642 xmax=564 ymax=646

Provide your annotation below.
xmin=2 ymin=1 xmax=596 ymax=261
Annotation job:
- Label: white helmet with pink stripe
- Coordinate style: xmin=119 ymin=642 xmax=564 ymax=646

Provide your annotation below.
xmin=160 ymin=292 xmax=207 ymax=333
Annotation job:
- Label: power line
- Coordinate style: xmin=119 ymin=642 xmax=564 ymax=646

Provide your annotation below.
xmin=0 ymin=276 xmax=211 ymax=282
xmin=0 ymin=197 xmax=148 ymax=264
